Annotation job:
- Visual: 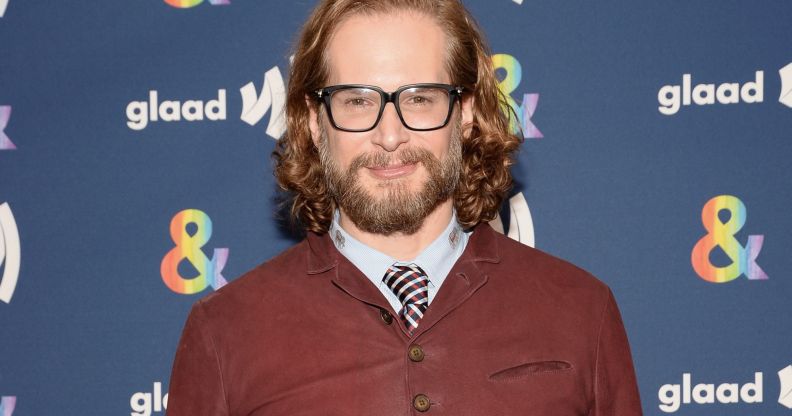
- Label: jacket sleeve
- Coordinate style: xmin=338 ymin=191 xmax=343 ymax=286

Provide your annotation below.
xmin=592 ymin=290 xmax=643 ymax=415
xmin=167 ymin=300 xmax=229 ymax=416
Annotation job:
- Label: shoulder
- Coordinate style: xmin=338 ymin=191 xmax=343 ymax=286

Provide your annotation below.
xmin=480 ymin=226 xmax=612 ymax=304
xmin=192 ymin=239 xmax=313 ymax=318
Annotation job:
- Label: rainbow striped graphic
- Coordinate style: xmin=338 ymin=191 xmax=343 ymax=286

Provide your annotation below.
xmin=691 ymin=195 xmax=767 ymax=283
xmin=0 ymin=397 xmax=16 ymax=416
xmin=161 ymin=209 xmax=228 ymax=294
xmin=163 ymin=0 xmax=229 ymax=8
xmin=164 ymin=0 xmax=202 ymax=8
xmin=491 ymin=54 xmax=543 ymax=139
xmin=0 ymin=106 xmax=15 ymax=150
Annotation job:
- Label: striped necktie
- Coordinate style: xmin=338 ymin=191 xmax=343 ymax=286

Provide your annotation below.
xmin=382 ymin=263 xmax=429 ymax=334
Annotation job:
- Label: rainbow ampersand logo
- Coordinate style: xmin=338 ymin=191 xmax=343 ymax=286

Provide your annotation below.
xmin=691 ymin=195 xmax=767 ymax=283
xmin=163 ymin=0 xmax=229 ymax=9
xmin=161 ymin=209 xmax=229 ymax=294
xmin=492 ymin=54 xmax=543 ymax=139
xmin=0 ymin=106 xmax=16 ymax=150
xmin=0 ymin=396 xmax=16 ymax=416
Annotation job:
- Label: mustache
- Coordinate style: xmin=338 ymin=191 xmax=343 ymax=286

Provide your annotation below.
xmin=347 ymin=147 xmax=436 ymax=172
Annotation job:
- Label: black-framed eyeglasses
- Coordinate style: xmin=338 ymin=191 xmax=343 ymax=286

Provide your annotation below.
xmin=313 ymin=83 xmax=464 ymax=132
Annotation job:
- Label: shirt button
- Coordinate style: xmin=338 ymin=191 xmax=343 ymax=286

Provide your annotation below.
xmin=413 ymin=394 xmax=431 ymax=412
xmin=380 ymin=308 xmax=393 ymax=325
xmin=408 ymin=344 xmax=424 ymax=362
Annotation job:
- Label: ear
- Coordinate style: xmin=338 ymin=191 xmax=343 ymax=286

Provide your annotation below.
xmin=306 ymin=95 xmax=321 ymax=147
xmin=460 ymin=93 xmax=474 ymax=135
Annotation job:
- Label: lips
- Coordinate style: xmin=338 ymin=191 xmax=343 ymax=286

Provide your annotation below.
xmin=366 ymin=162 xmax=418 ymax=179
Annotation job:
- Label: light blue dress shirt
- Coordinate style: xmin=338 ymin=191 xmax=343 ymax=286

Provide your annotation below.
xmin=329 ymin=211 xmax=471 ymax=314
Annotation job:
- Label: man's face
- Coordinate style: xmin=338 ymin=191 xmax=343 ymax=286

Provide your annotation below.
xmin=309 ymin=11 xmax=472 ymax=235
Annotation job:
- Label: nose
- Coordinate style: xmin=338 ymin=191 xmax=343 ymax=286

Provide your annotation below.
xmin=371 ymin=102 xmax=409 ymax=152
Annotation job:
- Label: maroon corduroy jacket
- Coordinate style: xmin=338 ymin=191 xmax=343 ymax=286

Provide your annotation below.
xmin=167 ymin=223 xmax=642 ymax=415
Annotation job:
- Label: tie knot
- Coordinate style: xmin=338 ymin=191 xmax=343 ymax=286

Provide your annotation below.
xmin=382 ymin=263 xmax=429 ymax=334
xmin=382 ymin=263 xmax=429 ymax=307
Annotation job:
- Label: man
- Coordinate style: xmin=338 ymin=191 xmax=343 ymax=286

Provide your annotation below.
xmin=168 ymin=0 xmax=643 ymax=414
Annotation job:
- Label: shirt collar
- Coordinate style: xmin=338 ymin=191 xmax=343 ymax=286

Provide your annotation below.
xmin=329 ymin=210 xmax=468 ymax=288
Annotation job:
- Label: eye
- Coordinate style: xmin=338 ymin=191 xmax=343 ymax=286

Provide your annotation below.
xmin=332 ymin=89 xmax=379 ymax=111
xmin=401 ymin=88 xmax=444 ymax=108
xmin=402 ymin=95 xmax=433 ymax=109
xmin=345 ymin=97 xmax=373 ymax=107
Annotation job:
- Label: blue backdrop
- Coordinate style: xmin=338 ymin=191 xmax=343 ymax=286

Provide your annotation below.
xmin=1 ymin=1 xmax=791 ymax=414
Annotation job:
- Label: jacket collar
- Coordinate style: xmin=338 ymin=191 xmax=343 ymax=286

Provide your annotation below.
xmin=305 ymin=222 xmax=502 ymax=338
xmin=305 ymin=221 xmax=501 ymax=275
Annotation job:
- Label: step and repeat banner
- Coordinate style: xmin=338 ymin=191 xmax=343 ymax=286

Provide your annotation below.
xmin=1 ymin=1 xmax=791 ymax=415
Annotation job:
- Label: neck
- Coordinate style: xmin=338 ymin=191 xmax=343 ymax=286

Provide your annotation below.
xmin=338 ymin=199 xmax=454 ymax=261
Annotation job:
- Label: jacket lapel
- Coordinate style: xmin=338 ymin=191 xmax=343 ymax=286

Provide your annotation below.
xmin=305 ymin=231 xmax=394 ymax=311
xmin=304 ymin=223 xmax=502 ymax=338
xmin=410 ymin=223 xmax=500 ymax=338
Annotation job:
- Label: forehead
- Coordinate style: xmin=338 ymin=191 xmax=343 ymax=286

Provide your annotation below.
xmin=325 ymin=11 xmax=449 ymax=88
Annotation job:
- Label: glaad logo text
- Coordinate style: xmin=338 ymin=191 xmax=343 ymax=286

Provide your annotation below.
xmin=126 ymin=90 xmax=226 ymax=131
xmin=658 ymin=372 xmax=763 ymax=413
xmin=126 ymin=64 xmax=286 ymax=140
xmin=658 ymin=71 xmax=763 ymax=115
xmin=130 ymin=382 xmax=168 ymax=416
xmin=0 ymin=0 xmax=8 ymax=18
xmin=0 ymin=202 xmax=21 ymax=304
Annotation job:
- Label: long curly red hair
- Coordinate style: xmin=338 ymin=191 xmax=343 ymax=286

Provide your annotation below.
xmin=273 ymin=0 xmax=522 ymax=234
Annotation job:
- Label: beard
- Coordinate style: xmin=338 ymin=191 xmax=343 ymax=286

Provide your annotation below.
xmin=318 ymin=118 xmax=463 ymax=236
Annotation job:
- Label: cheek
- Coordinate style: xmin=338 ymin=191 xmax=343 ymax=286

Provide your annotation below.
xmin=424 ymin=131 xmax=452 ymax=159
xmin=324 ymin=130 xmax=366 ymax=168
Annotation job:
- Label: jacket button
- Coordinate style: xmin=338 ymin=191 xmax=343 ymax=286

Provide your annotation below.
xmin=380 ymin=308 xmax=393 ymax=325
xmin=413 ymin=394 xmax=431 ymax=412
xmin=408 ymin=344 xmax=424 ymax=362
